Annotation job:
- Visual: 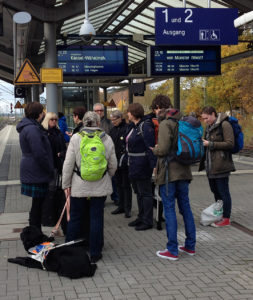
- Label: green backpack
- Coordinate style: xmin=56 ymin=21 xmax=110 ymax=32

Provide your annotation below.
xmin=78 ymin=130 xmax=107 ymax=181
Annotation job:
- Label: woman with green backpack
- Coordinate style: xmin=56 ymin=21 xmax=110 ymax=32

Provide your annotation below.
xmin=62 ymin=111 xmax=117 ymax=263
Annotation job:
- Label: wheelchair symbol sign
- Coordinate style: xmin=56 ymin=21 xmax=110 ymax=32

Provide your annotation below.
xmin=199 ymin=29 xmax=220 ymax=41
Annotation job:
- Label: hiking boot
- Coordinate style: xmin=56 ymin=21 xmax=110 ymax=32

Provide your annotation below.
xmin=111 ymin=208 xmax=124 ymax=215
xmin=178 ymin=246 xmax=196 ymax=256
xmin=135 ymin=223 xmax=152 ymax=231
xmin=90 ymin=254 xmax=102 ymax=263
xmin=211 ymin=218 xmax=230 ymax=227
xmin=125 ymin=212 xmax=131 ymax=218
xmin=128 ymin=219 xmax=142 ymax=227
xmin=156 ymin=249 xmax=178 ymax=261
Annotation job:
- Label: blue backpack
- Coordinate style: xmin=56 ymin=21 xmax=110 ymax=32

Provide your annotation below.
xmin=223 ymin=116 xmax=244 ymax=154
xmin=168 ymin=116 xmax=204 ymax=165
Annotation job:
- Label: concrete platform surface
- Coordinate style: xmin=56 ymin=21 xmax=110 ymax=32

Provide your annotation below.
xmin=0 ymin=125 xmax=253 ymax=300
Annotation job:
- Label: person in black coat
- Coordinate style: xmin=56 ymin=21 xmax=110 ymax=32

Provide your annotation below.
xmin=109 ymin=110 xmax=132 ymax=218
xmin=126 ymin=103 xmax=156 ymax=231
xmin=16 ymin=102 xmax=54 ymax=231
xmin=41 ymin=112 xmax=67 ymax=227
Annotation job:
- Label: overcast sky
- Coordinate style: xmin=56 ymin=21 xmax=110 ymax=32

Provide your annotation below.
xmin=0 ymin=80 xmax=14 ymax=113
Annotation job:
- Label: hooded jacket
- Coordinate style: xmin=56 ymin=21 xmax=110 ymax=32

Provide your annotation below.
xmin=199 ymin=112 xmax=235 ymax=175
xmin=62 ymin=126 xmax=117 ymax=197
xmin=152 ymin=110 xmax=192 ymax=185
xmin=16 ymin=118 xmax=54 ymax=184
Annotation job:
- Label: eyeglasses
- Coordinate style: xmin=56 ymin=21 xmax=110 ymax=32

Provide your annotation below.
xmin=50 ymin=118 xmax=58 ymax=121
xmin=94 ymin=110 xmax=104 ymax=112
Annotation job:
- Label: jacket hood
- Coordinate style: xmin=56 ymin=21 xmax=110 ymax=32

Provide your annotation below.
xmin=16 ymin=118 xmax=37 ymax=133
xmin=216 ymin=112 xmax=229 ymax=124
xmin=209 ymin=112 xmax=229 ymax=131
xmin=59 ymin=116 xmax=66 ymax=121
xmin=165 ymin=109 xmax=182 ymax=121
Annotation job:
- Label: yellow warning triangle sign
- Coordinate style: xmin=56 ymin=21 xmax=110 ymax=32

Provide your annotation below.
xmin=14 ymin=101 xmax=22 ymax=109
xmin=14 ymin=58 xmax=41 ymax=85
xmin=108 ymin=99 xmax=116 ymax=107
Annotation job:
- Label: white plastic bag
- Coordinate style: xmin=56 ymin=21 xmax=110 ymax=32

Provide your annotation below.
xmin=200 ymin=200 xmax=223 ymax=226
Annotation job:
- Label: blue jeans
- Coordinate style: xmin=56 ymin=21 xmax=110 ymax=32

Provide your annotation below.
xmin=66 ymin=196 xmax=106 ymax=257
xmin=160 ymin=181 xmax=196 ymax=256
xmin=208 ymin=177 xmax=232 ymax=218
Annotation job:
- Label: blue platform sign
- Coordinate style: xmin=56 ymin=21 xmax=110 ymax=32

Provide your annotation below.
xmin=147 ymin=45 xmax=221 ymax=77
xmin=155 ymin=8 xmax=238 ymax=45
xmin=57 ymin=46 xmax=128 ymax=77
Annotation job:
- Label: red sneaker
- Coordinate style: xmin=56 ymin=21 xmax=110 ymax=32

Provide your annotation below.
xmin=211 ymin=218 xmax=230 ymax=227
xmin=178 ymin=246 xmax=196 ymax=256
xmin=156 ymin=249 xmax=178 ymax=261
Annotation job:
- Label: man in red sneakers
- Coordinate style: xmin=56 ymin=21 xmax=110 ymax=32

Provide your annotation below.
xmin=151 ymin=106 xmax=196 ymax=261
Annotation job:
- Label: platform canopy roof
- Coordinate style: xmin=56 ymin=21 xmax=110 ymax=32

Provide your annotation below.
xmin=0 ymin=0 xmax=253 ymax=84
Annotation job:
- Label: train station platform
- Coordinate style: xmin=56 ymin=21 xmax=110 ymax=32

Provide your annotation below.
xmin=0 ymin=124 xmax=253 ymax=300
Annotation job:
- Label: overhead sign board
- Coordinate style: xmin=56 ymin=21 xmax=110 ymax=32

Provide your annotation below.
xmin=57 ymin=46 xmax=128 ymax=77
xmin=40 ymin=68 xmax=63 ymax=83
xmin=15 ymin=58 xmax=41 ymax=85
xmin=155 ymin=8 xmax=238 ymax=45
xmin=147 ymin=45 xmax=221 ymax=77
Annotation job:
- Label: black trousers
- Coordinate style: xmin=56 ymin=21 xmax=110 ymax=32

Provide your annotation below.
xmin=29 ymin=197 xmax=45 ymax=231
xmin=114 ymin=169 xmax=132 ymax=213
xmin=131 ymin=177 xmax=153 ymax=226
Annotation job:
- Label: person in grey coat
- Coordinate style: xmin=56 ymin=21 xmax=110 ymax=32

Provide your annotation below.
xmin=62 ymin=111 xmax=117 ymax=263
xmin=16 ymin=102 xmax=54 ymax=231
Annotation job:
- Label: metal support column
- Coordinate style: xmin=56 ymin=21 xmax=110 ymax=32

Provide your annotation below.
xmin=174 ymin=77 xmax=180 ymax=109
xmin=103 ymin=87 xmax=108 ymax=119
xmin=31 ymin=85 xmax=39 ymax=102
xmin=44 ymin=22 xmax=58 ymax=113
xmin=93 ymin=80 xmax=99 ymax=104
xmin=58 ymin=86 xmax=63 ymax=112
xmin=128 ymin=79 xmax=133 ymax=104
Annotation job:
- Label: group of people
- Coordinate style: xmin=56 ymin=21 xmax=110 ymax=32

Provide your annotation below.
xmin=17 ymin=95 xmax=235 ymax=263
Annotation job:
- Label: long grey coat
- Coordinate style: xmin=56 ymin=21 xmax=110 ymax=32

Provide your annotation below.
xmin=62 ymin=126 xmax=117 ymax=197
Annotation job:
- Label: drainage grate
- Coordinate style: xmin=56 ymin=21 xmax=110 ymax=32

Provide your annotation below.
xmin=231 ymin=221 xmax=253 ymax=236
